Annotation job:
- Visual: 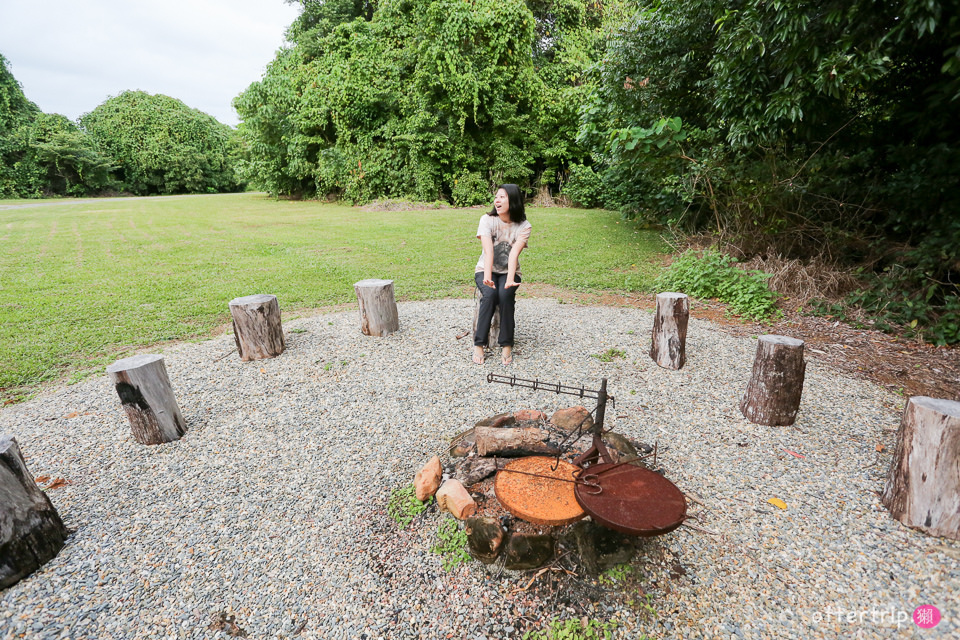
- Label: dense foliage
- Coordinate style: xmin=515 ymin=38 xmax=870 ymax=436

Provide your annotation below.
xmin=2 ymin=55 xmax=244 ymax=198
xmin=655 ymin=249 xmax=781 ymax=321
xmin=577 ymin=0 xmax=960 ymax=342
xmin=234 ymin=0 xmax=604 ymax=201
xmin=80 ymin=91 xmax=244 ymax=195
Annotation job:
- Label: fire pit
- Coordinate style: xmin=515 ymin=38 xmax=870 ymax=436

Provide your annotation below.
xmin=433 ymin=375 xmax=689 ymax=572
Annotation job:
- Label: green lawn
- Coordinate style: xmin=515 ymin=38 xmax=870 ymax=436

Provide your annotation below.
xmin=0 ymin=193 xmax=665 ymax=398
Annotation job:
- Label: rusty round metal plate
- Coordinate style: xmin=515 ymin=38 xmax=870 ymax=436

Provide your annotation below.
xmin=574 ymin=463 xmax=686 ymax=536
xmin=495 ymin=457 xmax=587 ymax=526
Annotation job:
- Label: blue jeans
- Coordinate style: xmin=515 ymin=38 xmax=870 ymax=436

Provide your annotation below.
xmin=474 ymin=271 xmax=520 ymax=347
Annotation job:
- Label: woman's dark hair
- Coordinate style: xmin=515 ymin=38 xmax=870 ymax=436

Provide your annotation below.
xmin=488 ymin=183 xmax=526 ymax=223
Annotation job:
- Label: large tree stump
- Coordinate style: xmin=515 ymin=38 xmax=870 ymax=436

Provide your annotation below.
xmin=881 ymin=397 xmax=960 ymax=540
xmin=107 ymin=354 xmax=186 ymax=445
xmin=228 ymin=294 xmax=285 ymax=361
xmin=472 ymin=300 xmax=500 ymax=349
xmin=739 ymin=335 xmax=806 ymax=426
xmin=650 ymin=292 xmax=689 ymax=370
xmin=1 ymin=435 xmax=69 ymax=589
xmin=475 ymin=426 xmax=561 ymax=457
xmin=354 ymin=279 xmax=399 ymax=336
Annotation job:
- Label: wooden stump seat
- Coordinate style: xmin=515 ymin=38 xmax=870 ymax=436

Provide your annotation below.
xmin=881 ymin=396 xmax=960 ymax=540
xmin=107 ymin=354 xmax=186 ymax=445
xmin=1 ymin=435 xmax=69 ymax=588
xmin=472 ymin=301 xmax=500 ymax=349
xmin=650 ymin=292 xmax=689 ymax=370
xmin=228 ymin=294 xmax=285 ymax=361
xmin=739 ymin=335 xmax=806 ymax=426
xmin=354 ymin=279 xmax=399 ymax=337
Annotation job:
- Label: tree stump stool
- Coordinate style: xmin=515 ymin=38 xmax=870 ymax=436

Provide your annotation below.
xmin=881 ymin=396 xmax=960 ymax=540
xmin=228 ymin=294 xmax=285 ymax=361
xmin=107 ymin=354 xmax=186 ymax=445
xmin=739 ymin=335 xmax=806 ymax=426
xmin=354 ymin=279 xmax=399 ymax=336
xmin=472 ymin=300 xmax=500 ymax=349
xmin=1 ymin=435 xmax=69 ymax=589
xmin=650 ymin=292 xmax=689 ymax=370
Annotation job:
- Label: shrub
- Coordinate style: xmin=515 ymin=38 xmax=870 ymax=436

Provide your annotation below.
xmin=451 ymin=171 xmax=491 ymax=207
xmin=655 ymin=248 xmax=781 ymax=320
xmin=560 ymin=163 xmax=605 ymax=208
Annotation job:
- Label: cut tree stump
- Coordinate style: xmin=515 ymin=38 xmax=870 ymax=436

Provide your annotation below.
xmin=475 ymin=426 xmax=560 ymax=457
xmin=354 ymin=279 xmax=399 ymax=336
xmin=107 ymin=354 xmax=186 ymax=445
xmin=1 ymin=435 xmax=69 ymax=589
xmin=650 ymin=292 xmax=689 ymax=370
xmin=228 ymin=294 xmax=285 ymax=361
xmin=472 ymin=300 xmax=500 ymax=349
xmin=739 ymin=335 xmax=806 ymax=426
xmin=881 ymin=396 xmax=960 ymax=540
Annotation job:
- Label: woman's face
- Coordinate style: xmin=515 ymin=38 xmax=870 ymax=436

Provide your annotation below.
xmin=494 ymin=188 xmax=509 ymax=218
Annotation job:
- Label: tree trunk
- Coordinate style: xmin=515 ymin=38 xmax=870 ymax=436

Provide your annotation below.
xmin=354 ymin=279 xmax=399 ymax=337
xmin=475 ymin=426 xmax=560 ymax=457
xmin=881 ymin=396 xmax=960 ymax=540
xmin=739 ymin=335 xmax=806 ymax=426
xmin=228 ymin=294 xmax=285 ymax=361
xmin=107 ymin=354 xmax=186 ymax=445
xmin=650 ymin=292 xmax=689 ymax=370
xmin=1 ymin=435 xmax=69 ymax=589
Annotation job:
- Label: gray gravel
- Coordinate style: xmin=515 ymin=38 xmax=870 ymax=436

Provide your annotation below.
xmin=2 ymin=298 xmax=957 ymax=639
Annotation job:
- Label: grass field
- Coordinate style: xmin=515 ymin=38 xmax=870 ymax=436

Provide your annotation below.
xmin=0 ymin=192 xmax=665 ymax=399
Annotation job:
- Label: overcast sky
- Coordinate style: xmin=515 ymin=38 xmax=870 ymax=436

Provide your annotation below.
xmin=0 ymin=0 xmax=301 ymax=127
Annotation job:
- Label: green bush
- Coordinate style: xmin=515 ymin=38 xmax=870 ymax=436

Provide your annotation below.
xmin=451 ymin=171 xmax=491 ymax=207
xmin=655 ymin=249 xmax=781 ymax=320
xmin=560 ymin=163 xmax=605 ymax=208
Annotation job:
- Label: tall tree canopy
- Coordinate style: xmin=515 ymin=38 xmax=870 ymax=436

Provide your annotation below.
xmin=1 ymin=53 xmax=40 ymax=197
xmin=234 ymin=0 xmax=604 ymax=202
xmin=577 ymin=0 xmax=960 ymax=342
xmin=2 ymin=55 xmax=244 ymax=198
xmin=81 ymin=91 xmax=244 ymax=196
xmin=584 ymin=0 xmax=959 ymax=227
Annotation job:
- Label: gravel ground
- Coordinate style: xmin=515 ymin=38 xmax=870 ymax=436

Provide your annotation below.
xmin=2 ymin=298 xmax=957 ymax=640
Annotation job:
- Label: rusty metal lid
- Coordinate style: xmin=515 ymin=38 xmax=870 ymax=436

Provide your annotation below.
xmin=574 ymin=463 xmax=686 ymax=536
xmin=495 ymin=456 xmax=587 ymax=526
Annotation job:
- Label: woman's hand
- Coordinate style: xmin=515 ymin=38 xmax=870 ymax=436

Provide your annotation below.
xmin=483 ymin=272 xmax=494 ymax=288
xmin=505 ymin=279 xmax=519 ymax=288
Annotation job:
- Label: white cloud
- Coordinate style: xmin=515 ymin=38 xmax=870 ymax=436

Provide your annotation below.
xmin=0 ymin=0 xmax=300 ymax=126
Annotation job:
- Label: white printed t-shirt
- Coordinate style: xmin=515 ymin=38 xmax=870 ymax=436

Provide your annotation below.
xmin=475 ymin=214 xmax=532 ymax=276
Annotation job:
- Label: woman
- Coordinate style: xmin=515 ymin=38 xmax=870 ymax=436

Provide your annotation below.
xmin=473 ymin=184 xmax=532 ymax=365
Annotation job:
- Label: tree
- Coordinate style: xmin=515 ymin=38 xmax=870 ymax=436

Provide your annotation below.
xmin=0 ymin=53 xmax=41 ymax=197
xmin=28 ymin=113 xmax=115 ymax=196
xmin=582 ymin=0 xmax=960 ymax=342
xmin=80 ymin=91 xmax=243 ymax=195
xmin=235 ymin=0 xmax=605 ymax=202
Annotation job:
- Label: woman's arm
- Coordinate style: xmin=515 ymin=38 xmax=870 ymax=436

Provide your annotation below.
xmin=480 ymin=234 xmax=495 ymax=287
xmin=505 ymin=240 xmax=526 ymax=288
